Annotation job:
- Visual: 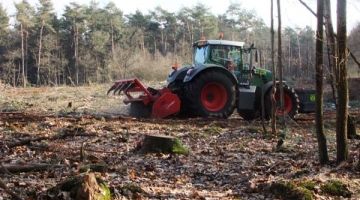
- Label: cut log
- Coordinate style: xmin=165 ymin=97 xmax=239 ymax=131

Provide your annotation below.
xmin=137 ymin=135 xmax=189 ymax=154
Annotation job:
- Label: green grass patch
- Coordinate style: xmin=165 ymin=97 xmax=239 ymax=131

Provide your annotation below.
xmin=204 ymin=125 xmax=222 ymax=134
xmin=171 ymin=138 xmax=189 ymax=154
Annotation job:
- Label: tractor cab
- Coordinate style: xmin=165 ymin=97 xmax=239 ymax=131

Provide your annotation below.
xmin=192 ymin=39 xmax=256 ymax=87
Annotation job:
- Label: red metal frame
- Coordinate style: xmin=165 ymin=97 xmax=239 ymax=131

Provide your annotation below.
xmin=112 ymin=78 xmax=154 ymax=105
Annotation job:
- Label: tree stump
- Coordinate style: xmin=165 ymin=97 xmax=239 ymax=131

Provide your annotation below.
xmin=347 ymin=115 xmax=359 ymax=139
xmin=76 ymin=173 xmax=110 ymax=200
xmin=45 ymin=173 xmax=110 ymax=200
xmin=137 ymin=135 xmax=189 ymax=154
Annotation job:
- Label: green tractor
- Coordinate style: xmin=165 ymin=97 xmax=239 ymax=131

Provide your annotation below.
xmin=108 ymin=38 xmax=315 ymax=119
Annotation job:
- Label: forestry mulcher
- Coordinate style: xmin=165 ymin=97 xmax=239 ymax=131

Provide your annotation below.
xmin=107 ymin=36 xmax=315 ymax=119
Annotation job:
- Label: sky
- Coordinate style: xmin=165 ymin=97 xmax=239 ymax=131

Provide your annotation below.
xmin=2 ymin=0 xmax=360 ymax=31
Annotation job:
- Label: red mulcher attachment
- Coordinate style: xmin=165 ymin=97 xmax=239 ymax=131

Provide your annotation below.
xmin=107 ymin=78 xmax=181 ymax=118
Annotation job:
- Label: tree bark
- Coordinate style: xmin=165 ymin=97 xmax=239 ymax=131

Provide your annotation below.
xmin=315 ymin=0 xmax=329 ymax=165
xmin=336 ymin=0 xmax=349 ymax=163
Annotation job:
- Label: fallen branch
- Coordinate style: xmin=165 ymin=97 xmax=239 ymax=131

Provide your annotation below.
xmin=7 ymin=131 xmax=97 ymax=148
xmin=0 ymin=163 xmax=65 ymax=173
xmin=0 ymin=178 xmax=22 ymax=200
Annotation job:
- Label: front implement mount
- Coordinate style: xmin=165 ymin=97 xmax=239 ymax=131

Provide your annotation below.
xmin=107 ymin=78 xmax=181 ymax=118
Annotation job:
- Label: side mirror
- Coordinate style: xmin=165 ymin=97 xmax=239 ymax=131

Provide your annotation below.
xmin=249 ymin=43 xmax=254 ymax=49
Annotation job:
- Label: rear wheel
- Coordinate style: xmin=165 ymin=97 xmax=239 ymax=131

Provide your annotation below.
xmin=265 ymin=84 xmax=299 ymax=119
xmin=128 ymin=101 xmax=151 ymax=118
xmin=184 ymin=70 xmax=237 ymax=118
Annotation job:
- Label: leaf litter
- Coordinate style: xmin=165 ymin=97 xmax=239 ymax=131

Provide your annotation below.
xmin=0 ymin=85 xmax=360 ymax=199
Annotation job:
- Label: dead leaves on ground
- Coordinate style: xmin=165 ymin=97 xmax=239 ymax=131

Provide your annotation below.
xmin=0 ymin=112 xmax=360 ymax=199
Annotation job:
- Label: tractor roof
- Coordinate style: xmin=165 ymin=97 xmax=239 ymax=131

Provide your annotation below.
xmin=206 ymin=40 xmax=245 ymax=47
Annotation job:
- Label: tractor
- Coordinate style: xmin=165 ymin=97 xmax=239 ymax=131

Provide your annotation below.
xmin=107 ymin=37 xmax=315 ymax=119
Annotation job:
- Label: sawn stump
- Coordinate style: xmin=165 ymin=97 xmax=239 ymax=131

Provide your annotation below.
xmin=137 ymin=135 xmax=189 ymax=154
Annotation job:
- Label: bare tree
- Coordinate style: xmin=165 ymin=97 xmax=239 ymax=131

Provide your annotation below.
xmin=315 ymin=0 xmax=329 ymax=165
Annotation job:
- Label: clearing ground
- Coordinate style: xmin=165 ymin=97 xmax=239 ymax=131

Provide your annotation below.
xmin=0 ymin=79 xmax=360 ymax=199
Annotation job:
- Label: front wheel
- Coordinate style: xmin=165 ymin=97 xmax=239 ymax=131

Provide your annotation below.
xmin=184 ymin=70 xmax=237 ymax=118
xmin=265 ymin=84 xmax=299 ymax=119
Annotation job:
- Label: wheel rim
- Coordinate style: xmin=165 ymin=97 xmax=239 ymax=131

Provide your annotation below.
xmin=274 ymin=93 xmax=293 ymax=115
xmin=201 ymin=82 xmax=227 ymax=111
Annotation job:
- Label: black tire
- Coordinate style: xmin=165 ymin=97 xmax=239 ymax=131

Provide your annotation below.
xmin=237 ymin=109 xmax=259 ymax=120
xmin=184 ymin=70 xmax=237 ymax=118
xmin=128 ymin=101 xmax=151 ymax=118
xmin=265 ymin=84 xmax=299 ymax=119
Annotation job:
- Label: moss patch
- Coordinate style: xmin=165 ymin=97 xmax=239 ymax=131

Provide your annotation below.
xmin=270 ymin=180 xmax=314 ymax=200
xmin=137 ymin=135 xmax=189 ymax=155
xmin=321 ymin=179 xmax=351 ymax=198
xmin=171 ymin=138 xmax=189 ymax=154
xmin=298 ymin=180 xmax=316 ymax=191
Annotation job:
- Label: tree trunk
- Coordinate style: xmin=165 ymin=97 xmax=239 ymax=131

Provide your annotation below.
xmin=25 ymin=29 xmax=29 ymax=87
xmin=297 ymin=35 xmax=302 ymax=76
xmin=75 ymin=26 xmax=79 ymax=86
xmin=270 ymin=0 xmax=277 ymax=136
xmin=315 ymin=0 xmax=329 ymax=165
xmin=336 ymin=0 xmax=348 ymax=163
xmin=277 ymin=0 xmax=286 ymax=129
xmin=37 ymin=23 xmax=44 ymax=86
xmin=20 ymin=23 xmax=25 ymax=88
xmin=324 ymin=0 xmax=338 ymax=108
xmin=111 ymin=20 xmax=115 ymax=58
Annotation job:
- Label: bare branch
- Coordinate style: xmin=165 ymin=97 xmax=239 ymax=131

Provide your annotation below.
xmin=298 ymin=0 xmax=317 ymax=17
xmin=299 ymin=0 xmax=360 ymax=69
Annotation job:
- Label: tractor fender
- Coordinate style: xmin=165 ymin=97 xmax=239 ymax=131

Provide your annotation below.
xmin=183 ymin=64 xmax=237 ymax=85
xmin=167 ymin=65 xmax=191 ymax=84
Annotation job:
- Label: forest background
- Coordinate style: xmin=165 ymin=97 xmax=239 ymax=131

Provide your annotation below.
xmin=0 ymin=0 xmax=360 ymax=87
